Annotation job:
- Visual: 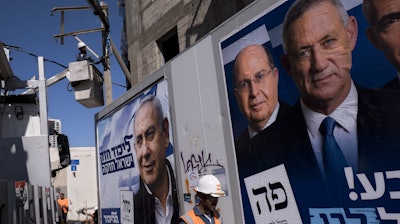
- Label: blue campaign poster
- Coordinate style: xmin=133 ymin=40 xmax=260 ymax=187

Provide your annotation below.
xmin=220 ymin=1 xmax=400 ymax=223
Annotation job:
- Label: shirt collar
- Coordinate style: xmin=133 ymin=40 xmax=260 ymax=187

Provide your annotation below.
xmin=301 ymin=80 xmax=358 ymax=138
xmin=248 ymin=102 xmax=280 ymax=139
xmin=193 ymin=205 xmax=220 ymax=218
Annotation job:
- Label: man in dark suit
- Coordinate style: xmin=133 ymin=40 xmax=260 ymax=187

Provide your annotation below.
xmin=363 ymin=0 xmax=400 ymax=90
xmin=133 ymin=95 xmax=179 ymax=224
xmin=233 ymin=44 xmax=290 ymax=156
xmin=232 ymin=44 xmax=290 ymax=223
xmin=251 ymin=0 xmax=400 ymax=222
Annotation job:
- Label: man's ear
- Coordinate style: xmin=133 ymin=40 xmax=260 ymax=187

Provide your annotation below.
xmin=272 ymin=67 xmax=279 ymax=86
xmin=280 ymin=54 xmax=292 ymax=77
xmin=366 ymin=27 xmax=381 ymax=50
xmin=162 ymin=118 xmax=170 ymax=146
xmin=347 ymin=16 xmax=359 ymax=51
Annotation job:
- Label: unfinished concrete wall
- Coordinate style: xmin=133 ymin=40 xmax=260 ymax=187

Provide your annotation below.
xmin=125 ymin=0 xmax=255 ymax=86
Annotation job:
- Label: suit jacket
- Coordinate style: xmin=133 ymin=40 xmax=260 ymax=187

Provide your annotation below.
xmin=235 ymin=100 xmax=291 ymax=176
xmin=382 ymin=76 xmax=400 ymax=90
xmin=234 ymin=101 xmax=290 ymax=224
xmin=249 ymin=86 xmax=400 ymax=223
xmin=134 ymin=159 xmax=179 ymax=224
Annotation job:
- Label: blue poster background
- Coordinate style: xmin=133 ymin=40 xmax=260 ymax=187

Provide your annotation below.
xmin=221 ymin=1 xmax=399 ymax=223
xmin=96 ymin=80 xmax=174 ymax=223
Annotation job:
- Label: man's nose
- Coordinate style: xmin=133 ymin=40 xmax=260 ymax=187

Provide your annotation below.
xmin=142 ymin=139 xmax=151 ymax=156
xmin=248 ymin=81 xmax=260 ymax=96
xmin=311 ymin=48 xmax=329 ymax=72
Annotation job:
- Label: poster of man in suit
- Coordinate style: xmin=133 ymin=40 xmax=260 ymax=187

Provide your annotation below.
xmin=96 ymin=80 xmax=178 ymax=224
xmin=220 ymin=0 xmax=400 ymax=223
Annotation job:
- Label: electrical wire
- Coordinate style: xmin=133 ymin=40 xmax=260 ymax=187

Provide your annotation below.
xmin=3 ymin=43 xmax=68 ymax=69
xmin=3 ymin=42 xmax=127 ymax=89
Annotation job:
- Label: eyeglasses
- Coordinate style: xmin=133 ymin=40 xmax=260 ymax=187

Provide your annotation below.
xmin=234 ymin=69 xmax=272 ymax=95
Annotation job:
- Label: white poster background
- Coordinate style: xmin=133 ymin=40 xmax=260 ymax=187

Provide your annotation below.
xmin=120 ymin=190 xmax=134 ymax=224
xmin=244 ymin=164 xmax=302 ymax=224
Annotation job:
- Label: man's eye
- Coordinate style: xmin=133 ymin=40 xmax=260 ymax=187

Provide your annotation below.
xmin=323 ymin=38 xmax=335 ymax=47
xmin=384 ymin=18 xmax=400 ymax=28
xmin=378 ymin=13 xmax=400 ymax=31
xmin=297 ymin=49 xmax=310 ymax=58
xmin=238 ymin=81 xmax=249 ymax=90
xmin=145 ymin=128 xmax=155 ymax=141
xmin=255 ymin=73 xmax=265 ymax=82
xmin=136 ymin=136 xmax=142 ymax=146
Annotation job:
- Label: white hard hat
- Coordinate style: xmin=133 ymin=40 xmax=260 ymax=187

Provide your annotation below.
xmin=194 ymin=175 xmax=225 ymax=197
xmin=77 ymin=42 xmax=86 ymax=49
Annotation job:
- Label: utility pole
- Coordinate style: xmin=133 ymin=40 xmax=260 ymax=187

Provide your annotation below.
xmin=52 ymin=1 xmax=114 ymax=106
xmin=99 ymin=1 xmax=112 ymax=105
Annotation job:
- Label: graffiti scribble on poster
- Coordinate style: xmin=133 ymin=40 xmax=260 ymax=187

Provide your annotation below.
xmin=180 ymin=150 xmax=224 ymax=174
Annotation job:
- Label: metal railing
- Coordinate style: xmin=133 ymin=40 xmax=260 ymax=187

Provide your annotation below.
xmin=0 ymin=180 xmax=59 ymax=224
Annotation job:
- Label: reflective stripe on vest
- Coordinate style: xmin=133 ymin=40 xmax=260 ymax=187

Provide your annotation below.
xmin=179 ymin=209 xmax=221 ymax=224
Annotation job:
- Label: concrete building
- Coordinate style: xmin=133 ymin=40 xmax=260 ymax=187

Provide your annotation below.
xmin=123 ymin=0 xmax=256 ymax=86
xmin=50 ymin=147 xmax=98 ymax=223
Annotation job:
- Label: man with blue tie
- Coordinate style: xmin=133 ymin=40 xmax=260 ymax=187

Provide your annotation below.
xmin=252 ymin=0 xmax=400 ymax=222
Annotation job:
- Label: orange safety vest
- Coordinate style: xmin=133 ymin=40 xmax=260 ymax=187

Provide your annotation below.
xmin=179 ymin=209 xmax=221 ymax=224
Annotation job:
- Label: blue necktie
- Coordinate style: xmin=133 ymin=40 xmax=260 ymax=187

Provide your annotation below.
xmin=319 ymin=117 xmax=348 ymax=203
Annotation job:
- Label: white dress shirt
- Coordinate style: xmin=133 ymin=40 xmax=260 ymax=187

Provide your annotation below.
xmin=301 ymin=81 xmax=359 ymax=174
xmin=144 ymin=165 xmax=174 ymax=224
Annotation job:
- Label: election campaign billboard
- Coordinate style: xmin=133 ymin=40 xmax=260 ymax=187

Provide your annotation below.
xmin=221 ymin=0 xmax=400 ymax=223
xmin=96 ymin=80 xmax=177 ymax=223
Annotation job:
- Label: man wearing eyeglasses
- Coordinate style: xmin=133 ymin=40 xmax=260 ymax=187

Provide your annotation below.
xmin=363 ymin=0 xmax=400 ymax=90
xmin=233 ymin=44 xmax=290 ymax=166
xmin=232 ymin=44 xmax=290 ymax=223
xmin=249 ymin=0 xmax=400 ymax=221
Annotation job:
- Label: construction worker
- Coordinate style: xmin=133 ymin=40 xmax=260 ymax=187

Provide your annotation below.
xmin=77 ymin=42 xmax=92 ymax=62
xmin=76 ymin=41 xmax=102 ymax=64
xmin=57 ymin=193 xmax=69 ymax=224
xmin=178 ymin=175 xmax=225 ymax=224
